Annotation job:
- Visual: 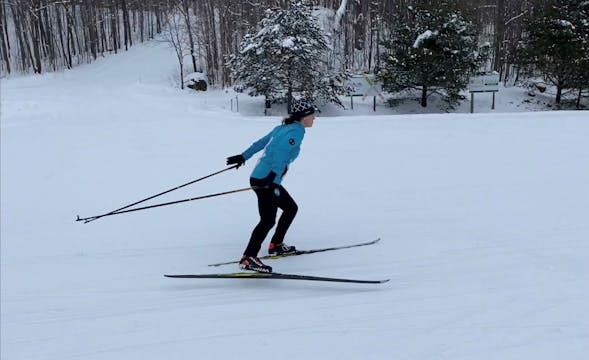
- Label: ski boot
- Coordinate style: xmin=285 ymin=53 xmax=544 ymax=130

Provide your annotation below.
xmin=239 ymin=256 xmax=272 ymax=273
xmin=268 ymin=243 xmax=297 ymax=256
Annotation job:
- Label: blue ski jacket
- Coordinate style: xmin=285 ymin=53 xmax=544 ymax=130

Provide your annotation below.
xmin=241 ymin=121 xmax=306 ymax=185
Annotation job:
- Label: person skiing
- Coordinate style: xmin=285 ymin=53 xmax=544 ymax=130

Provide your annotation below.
xmin=226 ymin=98 xmax=316 ymax=273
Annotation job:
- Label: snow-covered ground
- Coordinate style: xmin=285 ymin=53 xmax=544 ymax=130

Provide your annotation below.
xmin=2 ymin=41 xmax=588 ymax=360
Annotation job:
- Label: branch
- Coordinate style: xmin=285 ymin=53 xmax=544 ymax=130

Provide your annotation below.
xmin=505 ymin=11 xmax=528 ymax=26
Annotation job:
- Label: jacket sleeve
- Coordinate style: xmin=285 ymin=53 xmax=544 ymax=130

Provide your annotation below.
xmin=241 ymin=128 xmax=275 ymax=160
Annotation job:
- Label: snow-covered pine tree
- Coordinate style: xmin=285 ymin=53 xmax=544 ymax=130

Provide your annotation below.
xmin=519 ymin=0 xmax=589 ymax=106
xmin=226 ymin=0 xmax=347 ymax=110
xmin=378 ymin=1 xmax=489 ymax=108
xmin=569 ymin=1 xmax=589 ymax=108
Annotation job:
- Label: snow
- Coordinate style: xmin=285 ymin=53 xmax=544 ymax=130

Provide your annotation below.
xmin=241 ymin=42 xmax=257 ymax=53
xmin=281 ymin=36 xmax=296 ymax=48
xmin=184 ymin=72 xmax=207 ymax=82
xmin=413 ymin=30 xmax=437 ymax=48
xmin=558 ymin=19 xmax=574 ymax=28
xmin=2 ymin=40 xmax=589 ymax=360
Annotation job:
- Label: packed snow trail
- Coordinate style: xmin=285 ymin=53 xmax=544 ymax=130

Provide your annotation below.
xmin=2 ymin=40 xmax=589 ymax=360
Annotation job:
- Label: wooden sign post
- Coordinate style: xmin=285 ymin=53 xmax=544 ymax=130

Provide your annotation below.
xmin=468 ymin=73 xmax=500 ymax=113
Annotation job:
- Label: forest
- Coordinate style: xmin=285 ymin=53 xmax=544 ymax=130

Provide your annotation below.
xmin=1 ymin=0 xmax=587 ymax=106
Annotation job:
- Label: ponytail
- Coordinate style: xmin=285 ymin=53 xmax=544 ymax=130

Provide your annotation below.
xmin=282 ymin=115 xmax=300 ymax=125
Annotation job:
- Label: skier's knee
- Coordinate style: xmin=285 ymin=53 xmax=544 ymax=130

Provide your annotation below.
xmin=285 ymin=203 xmax=298 ymax=217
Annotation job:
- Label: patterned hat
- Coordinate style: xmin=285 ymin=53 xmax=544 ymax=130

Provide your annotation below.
xmin=290 ymin=98 xmax=315 ymax=118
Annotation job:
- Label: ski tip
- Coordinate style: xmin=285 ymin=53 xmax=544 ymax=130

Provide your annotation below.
xmin=361 ymin=278 xmax=389 ymax=284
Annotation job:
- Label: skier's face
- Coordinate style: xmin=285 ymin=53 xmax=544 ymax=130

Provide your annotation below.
xmin=301 ymin=114 xmax=315 ymax=128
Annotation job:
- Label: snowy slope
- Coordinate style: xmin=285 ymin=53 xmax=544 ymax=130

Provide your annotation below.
xmin=2 ymin=41 xmax=589 ymax=360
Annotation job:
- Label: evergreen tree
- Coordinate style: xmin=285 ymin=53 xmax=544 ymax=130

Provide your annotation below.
xmin=570 ymin=1 xmax=589 ymax=108
xmin=227 ymin=0 xmax=347 ymax=109
xmin=378 ymin=2 xmax=489 ymax=108
xmin=519 ymin=0 xmax=589 ymax=105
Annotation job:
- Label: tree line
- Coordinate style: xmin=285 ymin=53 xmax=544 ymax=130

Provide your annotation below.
xmin=2 ymin=0 xmax=587 ymax=107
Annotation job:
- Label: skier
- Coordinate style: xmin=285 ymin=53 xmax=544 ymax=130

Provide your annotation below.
xmin=226 ymin=98 xmax=316 ymax=273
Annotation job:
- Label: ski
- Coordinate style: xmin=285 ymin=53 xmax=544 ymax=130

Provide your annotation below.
xmin=207 ymin=238 xmax=381 ymax=267
xmin=165 ymin=272 xmax=389 ymax=284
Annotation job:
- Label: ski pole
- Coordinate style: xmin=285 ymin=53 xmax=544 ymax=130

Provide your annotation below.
xmin=76 ymin=165 xmax=238 ymax=223
xmin=77 ymin=187 xmax=253 ymax=221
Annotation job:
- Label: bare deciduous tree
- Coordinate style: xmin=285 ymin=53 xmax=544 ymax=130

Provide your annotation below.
xmin=1 ymin=0 xmax=168 ymax=76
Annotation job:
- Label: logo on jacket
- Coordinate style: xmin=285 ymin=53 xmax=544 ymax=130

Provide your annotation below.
xmin=289 ymin=138 xmax=296 ymax=145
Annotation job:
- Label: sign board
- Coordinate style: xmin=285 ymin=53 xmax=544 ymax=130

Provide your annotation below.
xmin=344 ymin=74 xmax=385 ymax=111
xmin=469 ymin=74 xmax=500 ymax=93
xmin=345 ymin=75 xmax=382 ymax=97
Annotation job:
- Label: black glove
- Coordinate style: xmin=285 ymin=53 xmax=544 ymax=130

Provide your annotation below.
xmin=226 ymin=154 xmax=245 ymax=169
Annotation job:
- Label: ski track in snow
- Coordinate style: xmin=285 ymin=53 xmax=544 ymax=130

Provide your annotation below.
xmin=2 ymin=41 xmax=589 ymax=360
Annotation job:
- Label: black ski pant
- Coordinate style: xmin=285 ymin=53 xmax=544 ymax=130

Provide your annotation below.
xmin=243 ymin=178 xmax=298 ymax=257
